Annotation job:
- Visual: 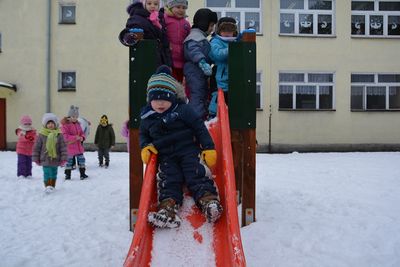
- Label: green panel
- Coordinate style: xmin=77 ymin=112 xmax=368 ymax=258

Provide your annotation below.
xmin=228 ymin=42 xmax=257 ymax=129
xmin=129 ymin=40 xmax=157 ymax=128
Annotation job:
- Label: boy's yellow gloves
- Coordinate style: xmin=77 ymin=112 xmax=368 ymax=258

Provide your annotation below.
xmin=141 ymin=145 xmax=158 ymax=164
xmin=201 ymin=149 xmax=217 ymax=168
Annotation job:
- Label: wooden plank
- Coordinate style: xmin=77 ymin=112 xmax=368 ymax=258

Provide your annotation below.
xmin=231 ymin=130 xmax=243 ymax=203
xmin=129 ymin=128 xmax=143 ymax=231
xmin=241 ymin=129 xmax=256 ymax=226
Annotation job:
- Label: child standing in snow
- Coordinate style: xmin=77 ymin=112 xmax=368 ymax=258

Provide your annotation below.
xmin=119 ymin=0 xmax=172 ymax=67
xmin=32 ymin=113 xmax=67 ymax=193
xmin=208 ymin=17 xmax=238 ymax=118
xmin=183 ymin=8 xmax=218 ymax=119
xmin=140 ymin=66 xmax=222 ymax=228
xmin=61 ymin=105 xmax=89 ymax=180
xmin=163 ymin=0 xmax=191 ymax=82
xmin=15 ymin=115 xmax=37 ymax=178
xmin=94 ymin=115 xmax=116 ymax=168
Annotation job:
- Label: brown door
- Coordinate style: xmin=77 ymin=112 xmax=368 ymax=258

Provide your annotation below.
xmin=0 ymin=99 xmax=6 ymax=150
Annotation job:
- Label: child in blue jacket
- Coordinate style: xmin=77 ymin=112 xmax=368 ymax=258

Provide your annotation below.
xmin=139 ymin=65 xmax=222 ymax=228
xmin=208 ymin=17 xmax=238 ymax=118
xmin=183 ymin=8 xmax=218 ymax=119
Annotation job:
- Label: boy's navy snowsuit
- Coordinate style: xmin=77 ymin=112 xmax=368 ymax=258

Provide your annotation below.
xmin=183 ymin=28 xmax=213 ymax=119
xmin=119 ymin=3 xmax=172 ymax=67
xmin=139 ymin=101 xmax=217 ymax=205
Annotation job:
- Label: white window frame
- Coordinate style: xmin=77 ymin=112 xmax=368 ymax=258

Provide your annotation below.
xmin=279 ymin=71 xmax=336 ymax=110
xmin=351 ymin=73 xmax=400 ymax=110
xmin=58 ymin=71 xmax=76 ymax=91
xmin=351 ymin=0 xmax=400 ymax=38
xmin=59 ymin=4 xmax=76 ymax=24
xmin=279 ymin=0 xmax=336 ymax=37
xmin=205 ymin=0 xmax=263 ymax=34
xmin=256 ymin=71 xmax=263 ymax=109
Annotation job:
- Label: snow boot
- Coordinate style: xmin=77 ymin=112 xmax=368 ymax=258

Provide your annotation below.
xmin=65 ymin=169 xmax=71 ymax=180
xmin=79 ymin=168 xmax=88 ymax=180
xmin=198 ymin=192 xmax=223 ymax=223
xmin=99 ymin=159 xmax=103 ymax=167
xmin=148 ymin=198 xmax=181 ymax=228
xmin=105 ymin=161 xmax=109 ymax=169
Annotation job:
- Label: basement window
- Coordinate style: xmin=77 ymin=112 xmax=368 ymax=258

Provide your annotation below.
xmin=59 ymin=5 xmax=76 ymax=24
xmin=58 ymin=71 xmax=76 ymax=91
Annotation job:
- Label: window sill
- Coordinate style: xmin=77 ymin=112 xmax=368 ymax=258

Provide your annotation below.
xmin=58 ymin=88 xmax=76 ymax=92
xmin=256 ymin=108 xmax=263 ymax=111
xmin=279 ymin=108 xmax=336 ymax=111
xmin=351 ymin=109 xmax=400 ymax=112
xmin=59 ymin=22 xmax=76 ymax=25
xmin=279 ymin=34 xmax=336 ymax=38
xmin=351 ymin=35 xmax=400 ymax=39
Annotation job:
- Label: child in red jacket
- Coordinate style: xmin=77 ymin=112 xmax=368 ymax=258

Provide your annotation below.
xmin=15 ymin=115 xmax=37 ymax=178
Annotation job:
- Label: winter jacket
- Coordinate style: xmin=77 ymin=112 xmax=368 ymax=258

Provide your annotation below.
xmin=209 ymin=34 xmax=236 ymax=92
xmin=164 ymin=13 xmax=191 ymax=69
xmin=183 ymin=28 xmax=213 ymax=118
xmin=60 ymin=118 xmax=86 ymax=157
xmin=94 ymin=124 xmax=116 ymax=149
xmin=119 ymin=3 xmax=172 ymax=67
xmin=121 ymin=120 xmax=130 ymax=152
xmin=139 ymin=101 xmax=215 ymax=158
xmin=32 ymin=133 xmax=68 ymax=166
xmin=78 ymin=117 xmax=91 ymax=139
xmin=15 ymin=128 xmax=37 ymax=156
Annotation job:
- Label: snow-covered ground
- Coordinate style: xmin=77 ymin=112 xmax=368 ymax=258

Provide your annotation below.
xmin=1 ymin=151 xmax=400 ymax=267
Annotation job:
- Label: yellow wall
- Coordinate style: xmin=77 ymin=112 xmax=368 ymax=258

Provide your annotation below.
xmin=1 ymin=0 xmax=399 ymax=150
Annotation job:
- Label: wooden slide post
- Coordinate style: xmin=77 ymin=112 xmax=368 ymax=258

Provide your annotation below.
xmin=128 ymin=41 xmax=157 ymax=231
xmin=228 ymin=30 xmax=257 ymax=226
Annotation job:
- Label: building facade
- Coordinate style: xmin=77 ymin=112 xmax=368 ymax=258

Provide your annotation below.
xmin=1 ymin=0 xmax=399 ymax=152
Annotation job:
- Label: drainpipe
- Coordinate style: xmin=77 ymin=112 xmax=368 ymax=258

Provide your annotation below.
xmin=46 ymin=0 xmax=52 ymax=112
xmin=268 ymin=104 xmax=272 ymax=153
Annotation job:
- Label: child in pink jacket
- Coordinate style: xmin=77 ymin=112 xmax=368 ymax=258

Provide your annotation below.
xmin=15 ymin=115 xmax=37 ymax=178
xmin=61 ymin=105 xmax=88 ymax=180
xmin=164 ymin=0 xmax=191 ymax=83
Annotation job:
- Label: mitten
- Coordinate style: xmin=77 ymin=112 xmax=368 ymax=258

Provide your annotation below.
xmin=201 ymin=149 xmax=217 ymax=168
xmin=198 ymin=59 xmax=212 ymax=76
xmin=141 ymin=145 xmax=158 ymax=164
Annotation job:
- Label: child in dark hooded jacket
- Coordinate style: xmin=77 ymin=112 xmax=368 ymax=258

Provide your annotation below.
xmin=94 ymin=115 xmax=116 ymax=168
xmin=119 ymin=0 xmax=172 ymax=67
xmin=183 ymin=8 xmax=218 ymax=119
xmin=139 ymin=65 xmax=223 ymax=228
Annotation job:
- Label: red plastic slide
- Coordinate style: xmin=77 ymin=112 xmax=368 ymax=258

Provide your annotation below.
xmin=123 ymin=89 xmax=246 ymax=267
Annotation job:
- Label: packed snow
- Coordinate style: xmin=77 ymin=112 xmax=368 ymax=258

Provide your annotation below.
xmin=1 ymin=151 xmax=400 ymax=267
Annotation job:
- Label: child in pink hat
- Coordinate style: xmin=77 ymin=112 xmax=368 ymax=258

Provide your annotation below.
xmin=15 ymin=115 xmax=37 ymax=178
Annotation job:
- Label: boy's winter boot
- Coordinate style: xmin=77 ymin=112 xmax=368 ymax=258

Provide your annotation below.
xmin=198 ymin=192 xmax=223 ymax=223
xmin=105 ymin=161 xmax=109 ymax=169
xmin=79 ymin=168 xmax=89 ymax=180
xmin=65 ymin=169 xmax=71 ymax=180
xmin=99 ymin=160 xmax=103 ymax=167
xmin=148 ymin=198 xmax=182 ymax=228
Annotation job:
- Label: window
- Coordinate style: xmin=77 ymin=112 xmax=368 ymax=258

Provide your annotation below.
xmin=59 ymin=5 xmax=76 ymax=24
xmin=351 ymin=0 xmax=400 ymax=37
xmin=58 ymin=71 xmax=76 ymax=91
xmin=351 ymin=73 xmax=400 ymax=110
xmin=256 ymin=71 xmax=263 ymax=109
xmin=279 ymin=72 xmax=335 ymax=110
xmin=280 ymin=0 xmax=335 ymax=36
xmin=206 ymin=0 xmax=262 ymax=33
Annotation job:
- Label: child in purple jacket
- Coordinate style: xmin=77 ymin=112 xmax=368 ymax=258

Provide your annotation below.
xmin=15 ymin=115 xmax=37 ymax=178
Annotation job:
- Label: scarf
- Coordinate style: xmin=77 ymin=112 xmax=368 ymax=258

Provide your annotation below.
xmin=40 ymin=127 xmax=61 ymax=159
